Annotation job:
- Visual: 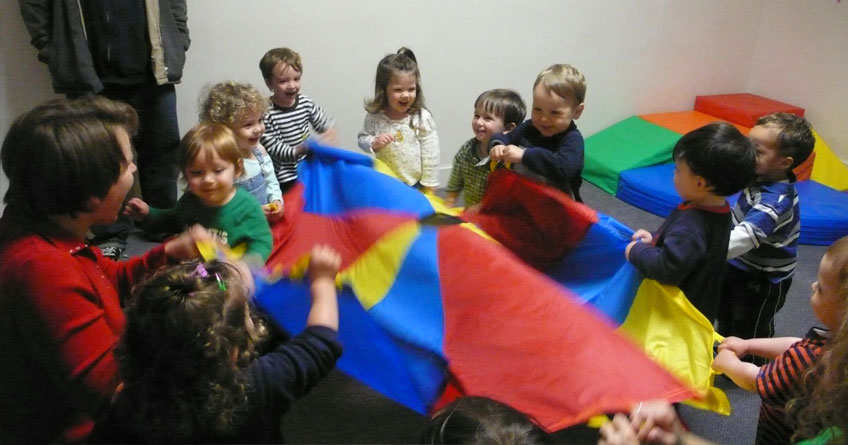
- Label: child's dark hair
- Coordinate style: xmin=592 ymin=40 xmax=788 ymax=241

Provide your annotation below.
xmin=1 ymin=96 xmax=137 ymax=218
xmin=364 ymin=47 xmax=425 ymax=116
xmin=113 ymin=260 xmax=268 ymax=442
xmin=756 ymin=112 xmax=815 ymax=169
xmin=420 ymin=396 xmax=548 ymax=444
xmin=475 ymin=89 xmax=526 ymax=128
xmin=672 ymin=122 xmax=757 ymax=196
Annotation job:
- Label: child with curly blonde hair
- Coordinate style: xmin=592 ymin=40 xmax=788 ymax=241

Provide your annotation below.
xmin=200 ymin=81 xmax=284 ymax=220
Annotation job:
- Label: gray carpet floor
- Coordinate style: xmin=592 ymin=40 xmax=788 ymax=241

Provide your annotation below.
xmin=126 ymin=181 xmax=826 ymax=444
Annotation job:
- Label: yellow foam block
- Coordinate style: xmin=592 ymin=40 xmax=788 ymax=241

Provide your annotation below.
xmin=810 ymin=130 xmax=848 ymax=191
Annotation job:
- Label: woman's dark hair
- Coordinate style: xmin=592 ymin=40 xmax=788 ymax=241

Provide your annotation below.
xmin=364 ymin=46 xmax=425 ymax=117
xmin=1 ymin=96 xmax=137 ymax=218
xmin=112 ymin=260 xmax=267 ymax=442
xmin=672 ymin=122 xmax=756 ymax=196
xmin=421 ymin=396 xmax=548 ymax=444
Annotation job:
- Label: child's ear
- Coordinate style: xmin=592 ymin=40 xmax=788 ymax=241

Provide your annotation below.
xmin=84 ymin=196 xmax=101 ymax=213
xmin=695 ymin=175 xmax=710 ymax=192
xmin=572 ymin=103 xmax=585 ymax=120
xmin=503 ymin=122 xmax=517 ymax=134
xmin=264 ymin=78 xmax=273 ymax=92
xmin=235 ymin=159 xmax=245 ymax=177
xmin=782 ymin=156 xmax=794 ymax=170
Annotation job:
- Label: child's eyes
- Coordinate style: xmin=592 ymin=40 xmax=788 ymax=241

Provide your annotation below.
xmin=189 ymin=170 xmax=203 ymax=176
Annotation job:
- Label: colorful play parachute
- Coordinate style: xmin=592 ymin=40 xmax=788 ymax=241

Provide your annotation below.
xmin=255 ymin=145 xmax=726 ymax=431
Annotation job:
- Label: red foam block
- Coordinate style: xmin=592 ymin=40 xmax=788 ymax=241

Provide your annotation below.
xmin=694 ymin=93 xmax=804 ymax=128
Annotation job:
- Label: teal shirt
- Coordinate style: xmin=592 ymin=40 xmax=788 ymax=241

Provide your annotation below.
xmin=143 ymin=188 xmax=273 ymax=261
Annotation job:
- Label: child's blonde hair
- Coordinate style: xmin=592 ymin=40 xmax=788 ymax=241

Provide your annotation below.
xmin=179 ymin=123 xmax=243 ymax=176
xmin=364 ymin=47 xmax=425 ymax=116
xmin=259 ymin=47 xmax=303 ymax=80
xmin=534 ymin=64 xmax=586 ymax=107
xmin=199 ymin=81 xmax=268 ymax=126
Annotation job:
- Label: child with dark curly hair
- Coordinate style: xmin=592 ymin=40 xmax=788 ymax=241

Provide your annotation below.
xmin=89 ymin=246 xmax=343 ymax=443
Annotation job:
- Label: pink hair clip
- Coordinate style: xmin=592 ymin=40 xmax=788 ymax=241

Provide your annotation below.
xmin=192 ymin=263 xmax=226 ymax=291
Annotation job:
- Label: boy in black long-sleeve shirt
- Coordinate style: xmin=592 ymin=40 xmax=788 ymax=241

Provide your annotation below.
xmin=626 ymin=123 xmax=756 ymax=321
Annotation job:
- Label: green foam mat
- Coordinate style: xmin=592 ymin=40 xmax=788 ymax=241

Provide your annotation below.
xmin=584 ymin=116 xmax=682 ymax=194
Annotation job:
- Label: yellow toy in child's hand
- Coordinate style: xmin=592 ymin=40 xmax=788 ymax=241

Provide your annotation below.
xmin=395 ymin=129 xmax=404 ymax=143
xmin=266 ymin=202 xmax=279 ymax=212
xmin=489 ymin=159 xmax=512 ymax=172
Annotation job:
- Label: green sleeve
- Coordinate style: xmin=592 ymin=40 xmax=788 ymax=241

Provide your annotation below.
xmin=229 ymin=191 xmax=272 ymax=262
xmin=243 ymin=207 xmax=272 ymax=262
xmin=796 ymin=428 xmax=841 ymax=445
xmin=140 ymin=201 xmax=185 ymax=234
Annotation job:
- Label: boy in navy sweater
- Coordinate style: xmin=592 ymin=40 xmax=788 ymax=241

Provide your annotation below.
xmin=626 ymin=123 xmax=756 ymax=321
xmin=489 ymin=64 xmax=586 ymax=201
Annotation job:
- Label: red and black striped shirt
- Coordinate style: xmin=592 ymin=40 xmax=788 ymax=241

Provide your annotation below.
xmin=755 ymin=327 xmax=828 ymax=445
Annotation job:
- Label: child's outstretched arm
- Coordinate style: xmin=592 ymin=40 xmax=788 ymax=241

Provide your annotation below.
xmin=123 ymin=197 xmax=150 ymax=221
xmin=305 ymin=245 xmax=342 ymax=331
xmin=712 ymin=349 xmax=759 ymax=392
xmin=256 ymin=143 xmax=285 ymax=221
xmin=626 ymin=219 xmax=705 ymax=284
xmin=718 ymin=335 xmax=801 ymax=360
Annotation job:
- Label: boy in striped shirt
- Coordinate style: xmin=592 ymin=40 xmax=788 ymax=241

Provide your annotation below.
xmin=717 ymin=113 xmax=815 ymax=344
xmin=259 ymin=47 xmax=336 ymax=192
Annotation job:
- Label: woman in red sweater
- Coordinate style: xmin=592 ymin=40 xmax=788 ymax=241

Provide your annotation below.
xmin=0 ymin=97 xmax=208 ymax=443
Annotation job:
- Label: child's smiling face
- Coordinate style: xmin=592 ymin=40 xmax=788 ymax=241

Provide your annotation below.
xmin=184 ymin=148 xmax=238 ymax=207
xmin=384 ymin=72 xmax=417 ymax=120
xmin=232 ymin=109 xmax=265 ymax=152
xmin=749 ymin=124 xmax=791 ymax=182
xmin=530 ymin=84 xmax=582 ymax=137
xmin=471 ymin=105 xmax=506 ymax=147
xmin=266 ymin=63 xmax=301 ymax=108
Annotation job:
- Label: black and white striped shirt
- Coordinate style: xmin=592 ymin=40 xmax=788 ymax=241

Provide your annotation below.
xmin=261 ymin=94 xmax=333 ymax=185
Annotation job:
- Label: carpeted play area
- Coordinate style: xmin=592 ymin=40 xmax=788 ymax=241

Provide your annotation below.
xmin=583 ymin=93 xmax=848 ymax=245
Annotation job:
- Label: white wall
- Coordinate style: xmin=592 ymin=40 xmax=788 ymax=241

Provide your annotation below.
xmin=178 ymin=0 xmax=761 ymax=178
xmin=746 ymin=0 xmax=848 ymax=158
xmin=2 ymin=0 xmax=846 ymax=209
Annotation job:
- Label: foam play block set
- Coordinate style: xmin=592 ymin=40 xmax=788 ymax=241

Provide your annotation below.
xmin=584 ymin=93 xmax=848 ymax=245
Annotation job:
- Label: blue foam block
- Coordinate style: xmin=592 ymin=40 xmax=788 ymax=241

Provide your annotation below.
xmin=616 ymin=164 xmax=848 ymax=245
